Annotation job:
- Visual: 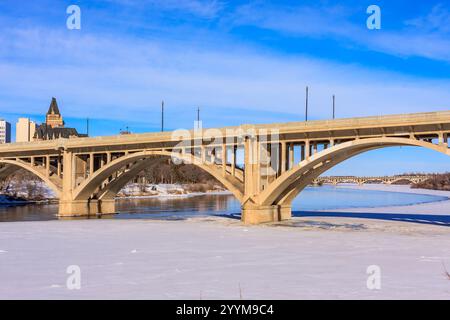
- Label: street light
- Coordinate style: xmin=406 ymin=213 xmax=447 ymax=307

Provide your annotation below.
xmin=305 ymin=86 xmax=309 ymax=122
xmin=161 ymin=100 xmax=164 ymax=132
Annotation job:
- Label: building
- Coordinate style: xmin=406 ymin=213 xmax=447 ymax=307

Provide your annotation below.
xmin=0 ymin=120 xmax=11 ymax=144
xmin=16 ymin=118 xmax=37 ymax=142
xmin=33 ymin=98 xmax=87 ymax=141
xmin=45 ymin=97 xmax=64 ymax=128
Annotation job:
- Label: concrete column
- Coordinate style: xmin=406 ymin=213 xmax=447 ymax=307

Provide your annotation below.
xmin=438 ymin=132 xmax=445 ymax=145
xmin=106 ymin=152 xmax=112 ymax=164
xmin=210 ymin=148 xmax=216 ymax=164
xmin=265 ymin=143 xmax=272 ymax=181
xmin=281 ymin=142 xmax=287 ymax=173
xmin=305 ymin=140 xmax=310 ymax=159
xmin=222 ymin=144 xmax=227 ymax=176
xmin=254 ymin=138 xmax=261 ymax=192
xmin=82 ymin=156 xmax=87 ymax=179
xmin=201 ymin=145 xmax=206 ymax=163
xmin=231 ymin=145 xmax=236 ymax=176
xmin=289 ymin=143 xmax=294 ymax=170
xmin=330 ymin=139 xmax=335 ymax=147
xmin=45 ymin=155 xmax=50 ymax=177
xmin=244 ymin=137 xmax=256 ymax=197
xmin=57 ymin=156 xmax=61 ymax=177
xmin=89 ymin=153 xmax=94 ymax=176
xmin=71 ymin=153 xmax=76 ymax=190
xmin=244 ymin=138 xmax=252 ymax=196
xmin=30 ymin=156 xmax=35 ymax=166
xmin=313 ymin=142 xmax=318 ymax=155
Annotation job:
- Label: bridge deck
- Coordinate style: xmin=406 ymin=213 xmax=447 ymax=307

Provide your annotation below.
xmin=0 ymin=110 xmax=448 ymax=154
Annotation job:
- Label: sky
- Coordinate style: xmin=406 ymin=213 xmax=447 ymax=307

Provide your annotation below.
xmin=0 ymin=0 xmax=449 ymax=175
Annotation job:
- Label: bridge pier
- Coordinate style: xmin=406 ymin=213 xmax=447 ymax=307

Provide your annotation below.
xmin=98 ymin=199 xmax=116 ymax=215
xmin=58 ymin=200 xmax=97 ymax=217
xmin=241 ymin=204 xmax=291 ymax=225
xmin=58 ymin=199 xmax=116 ymax=217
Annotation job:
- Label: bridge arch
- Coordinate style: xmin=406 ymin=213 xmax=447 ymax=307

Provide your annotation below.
xmin=72 ymin=150 xmax=244 ymax=203
xmin=0 ymin=159 xmax=62 ymax=198
xmin=257 ymin=137 xmax=449 ymax=207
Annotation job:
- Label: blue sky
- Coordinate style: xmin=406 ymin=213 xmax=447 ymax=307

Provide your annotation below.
xmin=0 ymin=0 xmax=450 ymax=175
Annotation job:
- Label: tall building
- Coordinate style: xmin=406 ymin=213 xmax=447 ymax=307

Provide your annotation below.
xmin=34 ymin=98 xmax=87 ymax=141
xmin=45 ymin=97 xmax=64 ymax=128
xmin=16 ymin=118 xmax=37 ymax=142
xmin=0 ymin=120 xmax=11 ymax=144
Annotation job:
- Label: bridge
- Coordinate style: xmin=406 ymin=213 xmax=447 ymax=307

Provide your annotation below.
xmin=314 ymin=174 xmax=431 ymax=185
xmin=0 ymin=110 xmax=449 ymax=224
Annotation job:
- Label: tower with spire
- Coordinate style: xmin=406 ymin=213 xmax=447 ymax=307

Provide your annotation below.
xmin=33 ymin=97 xmax=87 ymax=141
xmin=45 ymin=97 xmax=64 ymax=128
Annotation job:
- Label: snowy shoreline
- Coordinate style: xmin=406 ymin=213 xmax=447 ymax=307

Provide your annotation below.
xmin=116 ymin=189 xmax=232 ymax=200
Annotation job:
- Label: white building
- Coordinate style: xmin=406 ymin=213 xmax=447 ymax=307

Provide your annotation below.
xmin=16 ymin=118 xmax=37 ymax=142
xmin=0 ymin=120 xmax=11 ymax=144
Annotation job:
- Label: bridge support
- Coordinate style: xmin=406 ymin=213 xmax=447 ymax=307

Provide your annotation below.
xmin=58 ymin=200 xmax=97 ymax=217
xmin=241 ymin=204 xmax=291 ymax=225
xmin=98 ymin=199 xmax=116 ymax=215
xmin=58 ymin=199 xmax=116 ymax=217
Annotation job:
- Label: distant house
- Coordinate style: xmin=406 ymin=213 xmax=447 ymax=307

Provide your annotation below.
xmin=34 ymin=98 xmax=87 ymax=141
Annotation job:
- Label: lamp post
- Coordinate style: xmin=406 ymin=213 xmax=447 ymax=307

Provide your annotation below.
xmin=305 ymin=86 xmax=309 ymax=122
xmin=197 ymin=107 xmax=200 ymax=129
xmin=161 ymin=100 xmax=164 ymax=132
xmin=333 ymin=95 xmax=335 ymax=120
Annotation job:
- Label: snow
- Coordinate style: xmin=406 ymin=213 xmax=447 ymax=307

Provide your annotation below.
xmin=0 ymin=185 xmax=450 ymax=299
xmin=1 ymin=217 xmax=450 ymax=299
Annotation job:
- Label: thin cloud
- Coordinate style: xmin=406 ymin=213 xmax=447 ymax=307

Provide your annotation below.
xmin=228 ymin=2 xmax=450 ymax=62
xmin=0 ymin=26 xmax=449 ymax=126
xmin=405 ymin=4 xmax=450 ymax=33
xmin=105 ymin=0 xmax=225 ymax=19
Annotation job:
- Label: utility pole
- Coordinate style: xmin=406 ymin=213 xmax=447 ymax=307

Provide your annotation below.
xmin=161 ymin=100 xmax=164 ymax=132
xmin=332 ymin=95 xmax=335 ymax=120
xmin=305 ymin=86 xmax=309 ymax=122
xmin=197 ymin=107 xmax=200 ymax=129
xmin=86 ymin=118 xmax=89 ymax=137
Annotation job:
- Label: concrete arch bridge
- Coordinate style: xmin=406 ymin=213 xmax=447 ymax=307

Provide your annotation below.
xmin=0 ymin=111 xmax=449 ymax=224
xmin=314 ymin=175 xmax=431 ymax=186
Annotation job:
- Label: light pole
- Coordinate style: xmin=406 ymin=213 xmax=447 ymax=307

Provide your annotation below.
xmin=332 ymin=95 xmax=335 ymax=120
xmin=305 ymin=86 xmax=309 ymax=122
xmin=161 ymin=100 xmax=164 ymax=132
xmin=197 ymin=107 xmax=200 ymax=129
